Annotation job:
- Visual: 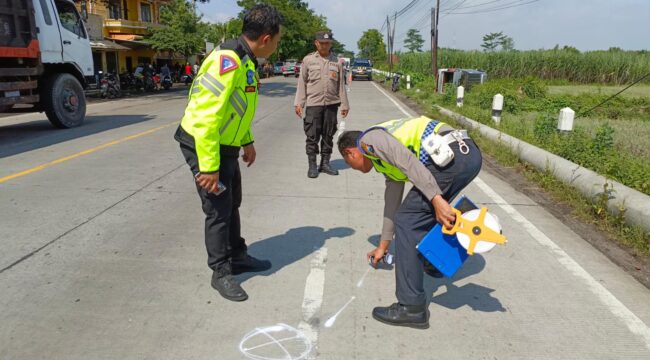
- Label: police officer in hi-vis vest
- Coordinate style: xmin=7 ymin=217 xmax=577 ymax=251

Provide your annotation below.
xmin=337 ymin=116 xmax=482 ymax=328
xmin=174 ymin=5 xmax=283 ymax=302
xmin=294 ymin=31 xmax=349 ymax=178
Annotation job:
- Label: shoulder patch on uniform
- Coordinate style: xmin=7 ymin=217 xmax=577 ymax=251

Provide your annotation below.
xmin=246 ymin=69 xmax=255 ymax=85
xmin=361 ymin=142 xmax=377 ymax=157
xmin=219 ymin=54 xmax=239 ymax=75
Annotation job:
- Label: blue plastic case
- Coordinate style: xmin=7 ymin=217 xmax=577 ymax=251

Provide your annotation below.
xmin=416 ymin=196 xmax=478 ymax=278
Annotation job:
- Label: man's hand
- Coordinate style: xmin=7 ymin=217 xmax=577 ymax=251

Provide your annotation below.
xmin=432 ymin=194 xmax=456 ymax=229
xmin=367 ymin=239 xmax=391 ymax=268
xmin=195 ymin=172 xmax=219 ymax=193
xmin=295 ymin=105 xmax=303 ymax=118
xmin=340 ymin=109 xmax=349 ymax=118
xmin=242 ymin=144 xmax=256 ymax=167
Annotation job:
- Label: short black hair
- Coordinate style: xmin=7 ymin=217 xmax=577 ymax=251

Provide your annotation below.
xmin=242 ymin=4 xmax=284 ymax=40
xmin=337 ymin=131 xmax=362 ymax=155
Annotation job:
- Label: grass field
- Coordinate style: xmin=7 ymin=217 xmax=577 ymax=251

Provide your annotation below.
xmin=548 ymin=85 xmax=650 ymax=98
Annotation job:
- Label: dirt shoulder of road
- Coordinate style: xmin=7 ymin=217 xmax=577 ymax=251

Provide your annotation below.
xmin=381 ymin=82 xmax=650 ymax=289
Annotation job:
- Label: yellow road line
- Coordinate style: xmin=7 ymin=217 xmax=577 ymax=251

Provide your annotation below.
xmin=0 ymin=121 xmax=179 ymax=184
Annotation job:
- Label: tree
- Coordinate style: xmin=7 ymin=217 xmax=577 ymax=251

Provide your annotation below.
xmin=481 ymin=31 xmax=503 ymax=52
xmin=481 ymin=31 xmax=515 ymax=51
xmin=206 ymin=18 xmax=243 ymax=45
xmin=237 ymin=0 xmax=331 ymax=60
xmin=404 ymin=29 xmax=424 ymax=52
xmin=146 ymin=0 xmax=205 ymax=61
xmin=501 ymin=35 xmax=515 ymax=51
xmin=357 ymin=29 xmax=386 ymax=63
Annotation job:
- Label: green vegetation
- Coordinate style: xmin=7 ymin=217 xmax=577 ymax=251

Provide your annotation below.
xmin=396 ymin=48 xmax=650 ymax=85
xmin=401 ymin=78 xmax=650 ymax=195
xmin=396 ymin=88 xmax=650 ymax=257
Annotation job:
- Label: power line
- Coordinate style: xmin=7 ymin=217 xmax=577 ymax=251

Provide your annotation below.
xmin=443 ymin=0 xmax=539 ymax=14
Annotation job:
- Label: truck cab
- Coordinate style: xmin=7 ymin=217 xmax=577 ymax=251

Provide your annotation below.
xmin=0 ymin=0 xmax=93 ymax=128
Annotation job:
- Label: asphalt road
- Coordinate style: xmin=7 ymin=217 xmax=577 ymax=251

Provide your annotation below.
xmin=1 ymin=77 xmax=649 ymax=359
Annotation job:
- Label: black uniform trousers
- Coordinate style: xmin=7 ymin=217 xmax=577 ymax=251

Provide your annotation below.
xmin=304 ymin=104 xmax=339 ymax=156
xmin=180 ymin=144 xmax=247 ymax=271
xmin=394 ymin=139 xmax=483 ymax=306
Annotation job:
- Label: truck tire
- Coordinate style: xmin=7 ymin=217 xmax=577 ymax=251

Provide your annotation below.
xmin=0 ymin=104 xmax=13 ymax=112
xmin=42 ymin=73 xmax=86 ymax=128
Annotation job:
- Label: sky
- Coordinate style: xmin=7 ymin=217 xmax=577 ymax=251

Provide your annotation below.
xmin=197 ymin=0 xmax=650 ymax=54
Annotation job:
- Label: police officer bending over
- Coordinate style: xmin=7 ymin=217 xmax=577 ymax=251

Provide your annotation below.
xmin=174 ymin=4 xmax=283 ymax=302
xmin=337 ymin=116 xmax=482 ymax=328
xmin=294 ymin=31 xmax=349 ymax=178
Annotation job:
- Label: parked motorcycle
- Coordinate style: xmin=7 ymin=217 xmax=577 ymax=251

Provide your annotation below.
xmin=161 ymin=74 xmax=173 ymax=90
xmin=391 ymin=72 xmax=401 ymax=92
xmin=100 ymin=71 xmax=122 ymax=99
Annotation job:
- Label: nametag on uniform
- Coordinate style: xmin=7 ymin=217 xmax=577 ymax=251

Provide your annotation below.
xmin=245 ymin=86 xmax=256 ymax=93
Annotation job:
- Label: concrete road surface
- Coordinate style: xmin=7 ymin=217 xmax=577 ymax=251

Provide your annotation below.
xmin=1 ymin=78 xmax=649 ymax=359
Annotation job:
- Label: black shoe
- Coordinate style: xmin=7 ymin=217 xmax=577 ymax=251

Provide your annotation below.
xmin=372 ymin=303 xmax=429 ymax=329
xmin=308 ymin=155 xmax=319 ymax=178
xmin=423 ymin=260 xmax=444 ymax=278
xmin=231 ymin=254 xmax=272 ymax=275
xmin=211 ymin=265 xmax=248 ymax=301
xmin=319 ymin=154 xmax=339 ymax=176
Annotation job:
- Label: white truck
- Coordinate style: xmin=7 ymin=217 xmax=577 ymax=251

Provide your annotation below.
xmin=0 ymin=0 xmax=93 ymax=128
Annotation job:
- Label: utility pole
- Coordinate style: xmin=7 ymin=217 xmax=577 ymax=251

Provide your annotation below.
xmin=432 ymin=0 xmax=440 ymax=91
xmin=391 ymin=11 xmax=397 ymax=73
xmin=386 ymin=16 xmax=391 ymax=74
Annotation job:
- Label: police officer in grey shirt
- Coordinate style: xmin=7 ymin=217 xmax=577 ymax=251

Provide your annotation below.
xmin=294 ymin=31 xmax=350 ymax=178
xmin=337 ymin=116 xmax=482 ymax=329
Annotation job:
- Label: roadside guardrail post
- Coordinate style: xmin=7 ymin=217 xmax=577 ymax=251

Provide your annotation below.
xmin=557 ymin=107 xmax=575 ymax=132
xmin=456 ymin=86 xmax=464 ymax=107
xmin=492 ymin=93 xmax=503 ymax=123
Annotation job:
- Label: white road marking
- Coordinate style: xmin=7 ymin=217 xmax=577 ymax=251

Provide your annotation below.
xmin=297 ymin=247 xmax=328 ymax=359
xmin=474 ymin=177 xmax=650 ymax=349
xmin=370 ymin=81 xmax=415 ymax=117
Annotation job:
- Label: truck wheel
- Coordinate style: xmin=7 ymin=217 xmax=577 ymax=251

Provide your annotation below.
xmin=43 ymin=73 xmax=86 ymax=128
xmin=0 ymin=104 xmax=13 ymax=112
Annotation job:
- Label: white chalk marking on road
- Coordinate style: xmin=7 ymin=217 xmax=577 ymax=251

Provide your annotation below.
xmin=239 ymin=323 xmax=312 ymax=360
xmin=474 ymin=177 xmax=650 ymax=349
xmin=324 ymin=296 xmax=356 ymax=328
xmin=371 ymin=81 xmax=414 ymax=117
xmin=297 ymin=247 xmax=328 ymax=359
xmin=356 ymin=267 xmax=371 ymax=288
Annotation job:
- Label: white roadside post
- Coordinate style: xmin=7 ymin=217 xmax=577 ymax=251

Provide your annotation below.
xmin=456 ymin=86 xmax=464 ymax=107
xmin=406 ymin=75 xmax=411 ymax=89
xmin=557 ymin=107 xmax=575 ymax=132
xmin=492 ymin=93 xmax=504 ymax=124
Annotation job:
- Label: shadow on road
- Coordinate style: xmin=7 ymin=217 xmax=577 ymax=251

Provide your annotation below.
xmin=259 ymin=79 xmax=297 ymax=98
xmin=0 ymin=114 xmax=156 ymax=159
xmin=368 ymin=234 xmax=504 ymax=312
xmin=237 ymin=226 xmax=355 ymax=284
xmin=329 ymin=159 xmax=349 ymax=172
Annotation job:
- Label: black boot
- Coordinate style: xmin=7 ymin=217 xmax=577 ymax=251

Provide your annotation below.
xmin=211 ymin=263 xmax=248 ymax=302
xmin=372 ymin=303 xmax=429 ymax=329
xmin=319 ymin=154 xmax=339 ymax=175
xmin=308 ymin=155 xmax=319 ymax=178
xmin=231 ymin=254 xmax=272 ymax=275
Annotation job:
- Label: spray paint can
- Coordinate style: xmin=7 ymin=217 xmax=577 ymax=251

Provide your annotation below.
xmin=369 ymin=252 xmax=394 ymax=265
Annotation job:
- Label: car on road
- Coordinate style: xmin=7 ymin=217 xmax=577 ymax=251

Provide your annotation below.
xmin=351 ymin=58 xmax=373 ymax=81
xmin=282 ymin=59 xmax=298 ymax=77
xmin=273 ymin=62 xmax=283 ymax=75
xmin=294 ymin=62 xmax=302 ymax=78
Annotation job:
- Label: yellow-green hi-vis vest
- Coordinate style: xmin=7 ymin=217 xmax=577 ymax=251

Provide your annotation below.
xmin=179 ymin=44 xmax=259 ymax=173
xmin=358 ymin=116 xmax=447 ymax=182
